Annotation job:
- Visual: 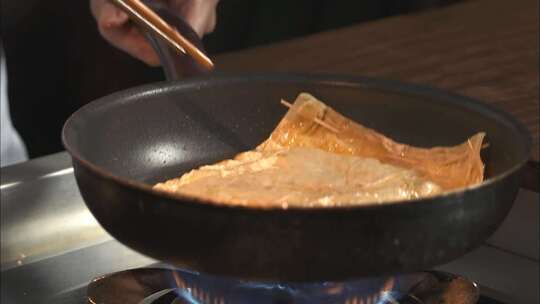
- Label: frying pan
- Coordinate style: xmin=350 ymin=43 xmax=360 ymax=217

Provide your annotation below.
xmin=62 ymin=8 xmax=531 ymax=282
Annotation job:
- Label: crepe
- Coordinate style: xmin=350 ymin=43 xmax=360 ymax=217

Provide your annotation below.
xmin=154 ymin=147 xmax=442 ymax=208
xmin=258 ymin=93 xmax=485 ymax=191
xmin=154 ymin=93 xmax=485 ymax=207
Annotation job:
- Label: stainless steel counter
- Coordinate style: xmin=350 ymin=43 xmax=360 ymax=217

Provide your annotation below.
xmin=1 ymin=152 xmax=538 ymax=303
xmin=1 ymin=153 xmax=155 ymax=304
xmin=1 ymin=153 xmax=109 ymax=269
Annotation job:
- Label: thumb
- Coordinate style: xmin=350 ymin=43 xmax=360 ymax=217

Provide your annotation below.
xmin=91 ymin=0 xmax=161 ymax=66
xmin=169 ymin=0 xmax=219 ymax=37
xmin=91 ymin=0 xmax=129 ymax=29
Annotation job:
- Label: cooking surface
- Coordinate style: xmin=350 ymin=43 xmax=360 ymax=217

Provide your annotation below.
xmin=1 ymin=152 xmax=538 ymax=303
xmin=86 ymin=268 xmax=480 ymax=304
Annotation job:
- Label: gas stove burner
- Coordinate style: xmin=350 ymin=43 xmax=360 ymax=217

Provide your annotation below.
xmin=87 ymin=268 xmax=479 ymax=304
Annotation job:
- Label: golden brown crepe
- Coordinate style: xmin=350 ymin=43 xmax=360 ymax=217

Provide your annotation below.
xmin=154 ymin=147 xmax=442 ymax=208
xmin=154 ymin=93 xmax=485 ymax=207
xmin=258 ymin=93 xmax=485 ymax=191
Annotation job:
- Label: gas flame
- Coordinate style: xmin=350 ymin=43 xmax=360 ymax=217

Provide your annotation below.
xmin=344 ymin=277 xmax=397 ymax=304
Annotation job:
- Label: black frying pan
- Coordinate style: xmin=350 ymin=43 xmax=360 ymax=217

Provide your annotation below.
xmin=62 ymin=9 xmax=531 ymax=281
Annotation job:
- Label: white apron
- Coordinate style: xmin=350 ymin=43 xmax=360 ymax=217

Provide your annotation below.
xmin=1 ymin=44 xmax=28 ymax=167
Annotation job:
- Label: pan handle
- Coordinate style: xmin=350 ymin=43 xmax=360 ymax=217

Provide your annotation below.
xmin=142 ymin=1 xmax=211 ymax=80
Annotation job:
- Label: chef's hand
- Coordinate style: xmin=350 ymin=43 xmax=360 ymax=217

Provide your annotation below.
xmin=90 ymin=0 xmax=218 ymax=66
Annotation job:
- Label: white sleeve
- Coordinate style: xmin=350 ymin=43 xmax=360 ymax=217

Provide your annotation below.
xmin=1 ymin=44 xmax=28 ymax=167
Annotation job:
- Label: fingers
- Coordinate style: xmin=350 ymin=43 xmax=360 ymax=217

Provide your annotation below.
xmin=90 ymin=0 xmax=161 ymax=66
xmin=169 ymin=0 xmax=219 ymax=37
xmin=90 ymin=0 xmax=220 ymax=66
xmin=90 ymin=0 xmax=129 ymax=28
xmin=105 ymin=25 xmax=162 ymax=66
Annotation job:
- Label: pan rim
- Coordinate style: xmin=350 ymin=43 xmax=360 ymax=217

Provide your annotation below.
xmin=62 ymin=72 xmax=532 ymax=211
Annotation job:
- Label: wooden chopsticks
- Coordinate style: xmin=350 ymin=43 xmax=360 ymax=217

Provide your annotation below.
xmin=280 ymin=99 xmax=339 ymax=133
xmin=109 ymin=0 xmax=214 ymax=70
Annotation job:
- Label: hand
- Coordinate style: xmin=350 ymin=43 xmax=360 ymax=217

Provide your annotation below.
xmin=90 ymin=0 xmax=219 ymax=66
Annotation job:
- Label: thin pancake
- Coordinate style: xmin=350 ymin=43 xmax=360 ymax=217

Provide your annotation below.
xmin=258 ymin=93 xmax=485 ymax=190
xmin=154 ymin=93 xmax=485 ymax=207
xmin=154 ymin=147 xmax=442 ymax=208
